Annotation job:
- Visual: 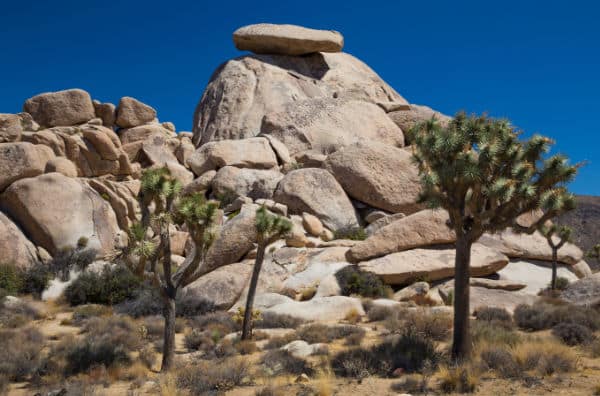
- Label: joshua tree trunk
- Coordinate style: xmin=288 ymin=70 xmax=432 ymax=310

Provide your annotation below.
xmin=551 ymin=248 xmax=558 ymax=290
xmin=451 ymin=235 xmax=472 ymax=361
xmin=161 ymin=290 xmax=177 ymax=372
xmin=241 ymin=244 xmax=266 ymax=340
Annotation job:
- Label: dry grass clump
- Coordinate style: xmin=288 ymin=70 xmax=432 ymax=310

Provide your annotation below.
xmin=365 ymin=304 xmax=397 ymax=322
xmin=254 ymin=311 xmax=305 ymax=329
xmin=471 ymin=320 xmax=521 ymax=347
xmin=514 ymin=302 xmax=600 ymax=331
xmin=297 ymin=323 xmax=365 ymax=344
xmin=0 ymin=298 xmax=44 ymax=328
xmin=177 ymin=358 xmax=251 ymax=394
xmin=0 ymin=327 xmax=45 ymax=382
xmin=385 ymin=308 xmax=452 ymax=341
xmin=235 ymin=339 xmax=258 ymax=355
xmin=264 ymin=332 xmax=300 ymax=350
xmin=551 ymin=322 xmax=593 ymax=346
xmin=71 ymin=304 xmax=113 ymax=325
xmin=473 ymin=306 xmax=513 ymax=328
xmin=437 ymin=364 xmax=479 ymax=394
xmin=390 ymin=373 xmax=431 ymax=394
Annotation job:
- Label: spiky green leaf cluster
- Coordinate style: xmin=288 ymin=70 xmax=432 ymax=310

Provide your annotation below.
xmin=410 ymin=112 xmax=579 ymax=239
xmin=255 ymin=206 xmax=292 ymax=244
xmin=539 ymin=224 xmax=573 ymax=247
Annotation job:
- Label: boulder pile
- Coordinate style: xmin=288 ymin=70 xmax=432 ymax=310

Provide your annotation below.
xmin=0 ymin=23 xmax=592 ymax=320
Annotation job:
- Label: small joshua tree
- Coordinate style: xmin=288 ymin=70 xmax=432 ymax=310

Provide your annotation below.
xmin=411 ymin=112 xmax=578 ymax=360
xmin=539 ymin=224 xmax=573 ymax=290
xmin=123 ymin=167 xmax=221 ymax=371
xmin=589 ymin=244 xmax=600 ymax=264
xmin=241 ymin=206 xmax=292 ymax=340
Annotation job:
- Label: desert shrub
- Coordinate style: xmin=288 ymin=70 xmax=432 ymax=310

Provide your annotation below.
xmin=264 ymin=332 xmax=300 ymax=350
xmin=471 ymin=321 xmax=521 ymax=347
xmin=590 ymin=339 xmax=600 ymax=358
xmin=71 ymin=304 xmax=112 ymax=324
xmin=19 ymin=265 xmax=52 ymax=297
xmin=184 ymin=328 xmax=207 ymax=351
xmin=63 ymin=337 xmax=130 ymax=375
xmin=235 ymin=339 xmax=258 ymax=355
xmin=297 ymin=323 xmax=365 ymax=344
xmin=332 ymin=330 xmax=442 ymax=378
xmin=175 ymin=293 xmax=217 ymax=317
xmin=64 ymin=265 xmax=141 ymax=306
xmin=536 ymin=349 xmax=577 ymax=375
xmin=552 ymin=323 xmax=592 ymax=346
xmin=333 ymin=226 xmax=367 ymax=241
xmin=474 ymin=306 xmax=513 ymax=328
xmin=336 ymin=266 xmax=391 ymax=298
xmin=261 ymin=349 xmax=313 ymax=376
xmin=511 ymin=340 xmax=577 ymax=376
xmin=254 ymin=311 xmax=305 ymax=329
xmin=0 ymin=297 xmax=44 ymax=328
xmin=514 ymin=303 xmax=600 ymax=331
xmin=554 ymin=276 xmax=570 ymax=291
xmin=115 ymin=287 xmax=162 ymax=317
xmin=177 ymin=358 xmax=250 ymax=394
xmin=478 ymin=346 xmax=520 ymax=378
xmin=385 ymin=309 xmax=452 ymax=342
xmin=138 ymin=346 xmax=156 ymax=369
xmin=364 ymin=303 xmax=397 ymax=322
xmin=49 ymin=245 xmax=97 ymax=281
xmin=437 ymin=365 xmax=479 ymax=394
xmin=0 ymin=327 xmax=45 ymax=381
xmin=192 ymin=311 xmax=238 ymax=334
xmin=345 ymin=331 xmax=366 ymax=346
xmin=0 ymin=264 xmax=23 ymax=295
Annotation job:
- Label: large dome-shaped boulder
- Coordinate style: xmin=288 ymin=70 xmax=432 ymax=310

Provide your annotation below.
xmin=0 ymin=212 xmax=39 ymax=270
xmin=0 ymin=173 xmax=121 ymax=256
xmin=0 ymin=142 xmax=55 ymax=192
xmin=273 ymin=168 xmax=359 ymax=231
xmin=192 ymin=52 xmax=409 ymax=146
xmin=211 ymin=166 xmax=283 ymax=200
xmin=261 ymin=98 xmax=404 ymax=157
xmin=324 ymin=141 xmax=421 ymax=214
xmin=23 ymin=89 xmax=95 ymax=128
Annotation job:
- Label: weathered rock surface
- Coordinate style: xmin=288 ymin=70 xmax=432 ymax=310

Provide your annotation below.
xmin=347 ymin=209 xmax=455 ymax=262
xmin=263 ymin=296 xmax=364 ymax=322
xmin=0 ymin=173 xmax=121 ymax=256
xmin=302 ymin=213 xmax=323 ymax=237
xmin=479 ymin=229 xmax=583 ymax=265
xmin=469 ymin=277 xmax=526 ymax=291
xmin=324 ymin=142 xmax=421 ymax=214
xmin=0 ymin=212 xmax=39 ymax=270
xmin=562 ymin=273 xmax=600 ymax=307
xmin=497 ymin=260 xmax=580 ymax=295
xmin=233 ymin=23 xmax=344 ymax=56
xmin=93 ymin=100 xmax=116 ymax=128
xmin=211 ymin=166 xmax=283 ymax=200
xmin=192 ymin=52 xmax=408 ymax=145
xmin=0 ymin=113 xmax=23 ymax=142
xmin=115 ymin=97 xmax=157 ymax=128
xmin=388 ymin=104 xmax=451 ymax=140
xmin=23 ymin=89 xmax=95 ymax=127
xmin=261 ymin=98 xmax=404 ymax=157
xmin=282 ymin=340 xmax=328 ymax=358
xmin=365 ymin=212 xmax=406 ymax=235
xmin=0 ymin=142 xmax=55 ymax=191
xmin=282 ymin=261 xmax=350 ymax=294
xmin=183 ymin=170 xmax=217 ymax=195
xmin=359 ymin=244 xmax=508 ymax=286
xmin=119 ymin=124 xmax=172 ymax=145
xmin=274 ymin=168 xmax=358 ymax=231
xmin=187 ymin=137 xmax=278 ymax=176
xmin=45 ymin=157 xmax=78 ymax=177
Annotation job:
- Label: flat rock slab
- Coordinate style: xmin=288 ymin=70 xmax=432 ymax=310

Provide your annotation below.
xmin=263 ymin=296 xmax=364 ymax=322
xmin=497 ymin=260 xmax=579 ymax=296
xmin=359 ymin=244 xmax=508 ymax=286
xmin=233 ymin=23 xmax=343 ymax=55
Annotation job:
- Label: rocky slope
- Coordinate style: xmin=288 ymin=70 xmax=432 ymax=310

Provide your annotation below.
xmin=0 ymin=23 xmax=595 ymax=319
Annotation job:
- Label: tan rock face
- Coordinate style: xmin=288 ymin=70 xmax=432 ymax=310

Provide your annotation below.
xmin=86 ymin=178 xmax=140 ymax=230
xmin=192 ymin=52 xmax=408 ymax=146
xmin=0 ymin=142 xmax=55 ymax=191
xmin=187 ymin=137 xmax=278 ymax=176
xmin=119 ymin=124 xmax=172 ymax=145
xmin=261 ymin=98 xmax=404 ymax=157
xmin=359 ymin=244 xmax=509 ymax=286
xmin=347 ymin=209 xmax=455 ymax=263
xmin=45 ymin=157 xmax=78 ymax=177
xmin=0 ymin=114 xmax=23 ymax=142
xmin=182 ymin=170 xmax=217 ymax=195
xmin=92 ymin=101 xmax=116 ymax=128
xmin=23 ymin=89 xmax=95 ymax=127
xmin=115 ymin=96 xmax=157 ymax=128
xmin=324 ymin=142 xmax=421 ymax=214
xmin=0 ymin=212 xmax=39 ymax=270
xmin=388 ymin=104 xmax=451 ymax=141
xmin=478 ymin=229 xmax=583 ymax=265
xmin=302 ymin=213 xmax=323 ymax=237
xmin=233 ymin=23 xmax=344 ymax=55
xmin=211 ymin=166 xmax=283 ymax=200
xmin=274 ymin=168 xmax=359 ymax=231
xmin=263 ymin=296 xmax=365 ymax=322
xmin=0 ymin=172 xmax=121 ymax=256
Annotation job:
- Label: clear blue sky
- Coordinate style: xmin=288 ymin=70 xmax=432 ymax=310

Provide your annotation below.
xmin=1 ymin=0 xmax=598 ymax=194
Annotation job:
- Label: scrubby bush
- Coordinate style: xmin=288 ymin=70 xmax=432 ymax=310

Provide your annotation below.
xmin=116 ymin=287 xmax=216 ymax=318
xmin=437 ymin=365 xmax=479 ymax=394
xmin=49 ymin=244 xmax=97 ymax=281
xmin=474 ymin=306 xmax=513 ymax=328
xmin=332 ymin=330 xmax=442 ymax=378
xmin=0 ymin=297 xmax=44 ymax=328
xmin=192 ymin=311 xmax=238 ymax=334
xmin=235 ymin=339 xmax=258 ymax=355
xmin=364 ymin=303 xmax=397 ymax=322
xmin=261 ymin=349 xmax=313 ymax=376
xmin=0 ymin=264 xmax=23 ymax=295
xmin=64 ymin=265 xmax=141 ymax=306
xmin=254 ymin=311 xmax=305 ymax=329
xmin=333 ymin=226 xmax=367 ymax=241
xmin=385 ymin=309 xmax=452 ymax=341
xmin=471 ymin=320 xmax=521 ymax=347
xmin=297 ymin=323 xmax=365 ymax=344
xmin=264 ymin=332 xmax=300 ymax=350
xmin=478 ymin=346 xmax=521 ymax=378
xmin=71 ymin=304 xmax=112 ymax=325
xmin=345 ymin=331 xmax=366 ymax=346
xmin=514 ymin=303 xmax=600 ymax=331
xmin=177 ymin=358 xmax=250 ymax=394
xmin=0 ymin=327 xmax=45 ymax=381
xmin=336 ymin=266 xmax=392 ymax=298
xmin=552 ymin=323 xmax=592 ymax=346
xmin=19 ymin=265 xmax=52 ymax=298
xmin=554 ymin=276 xmax=570 ymax=291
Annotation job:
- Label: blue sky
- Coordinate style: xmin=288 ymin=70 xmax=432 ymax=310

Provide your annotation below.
xmin=1 ymin=0 xmax=599 ymax=194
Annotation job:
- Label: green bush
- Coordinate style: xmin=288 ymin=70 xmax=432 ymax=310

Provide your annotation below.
xmin=552 ymin=323 xmax=593 ymax=346
xmin=64 ymin=265 xmax=141 ymax=306
xmin=19 ymin=265 xmax=52 ymax=297
xmin=471 ymin=320 xmax=521 ymax=347
xmin=336 ymin=266 xmax=391 ymax=298
xmin=0 ymin=264 xmax=23 ymax=295
xmin=554 ymin=276 xmax=570 ymax=291
xmin=334 ymin=226 xmax=367 ymax=241
xmin=384 ymin=309 xmax=452 ymax=342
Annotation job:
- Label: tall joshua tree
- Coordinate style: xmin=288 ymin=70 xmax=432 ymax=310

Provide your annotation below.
xmin=410 ymin=112 xmax=578 ymax=360
xmin=241 ymin=206 xmax=291 ymax=340
xmin=539 ymin=224 xmax=573 ymax=290
xmin=123 ymin=167 xmax=222 ymax=371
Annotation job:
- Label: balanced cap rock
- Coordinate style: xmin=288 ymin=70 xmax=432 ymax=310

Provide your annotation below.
xmin=233 ymin=23 xmax=344 ymax=55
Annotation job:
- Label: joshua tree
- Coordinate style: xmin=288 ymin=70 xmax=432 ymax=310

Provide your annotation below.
xmin=410 ymin=112 xmax=578 ymax=360
xmin=590 ymin=244 xmax=600 ymax=262
xmin=539 ymin=224 xmax=573 ymax=290
xmin=123 ymin=167 xmax=222 ymax=371
xmin=241 ymin=206 xmax=292 ymax=340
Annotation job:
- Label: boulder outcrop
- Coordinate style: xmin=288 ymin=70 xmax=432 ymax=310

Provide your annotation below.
xmin=23 ymin=89 xmax=95 ymax=127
